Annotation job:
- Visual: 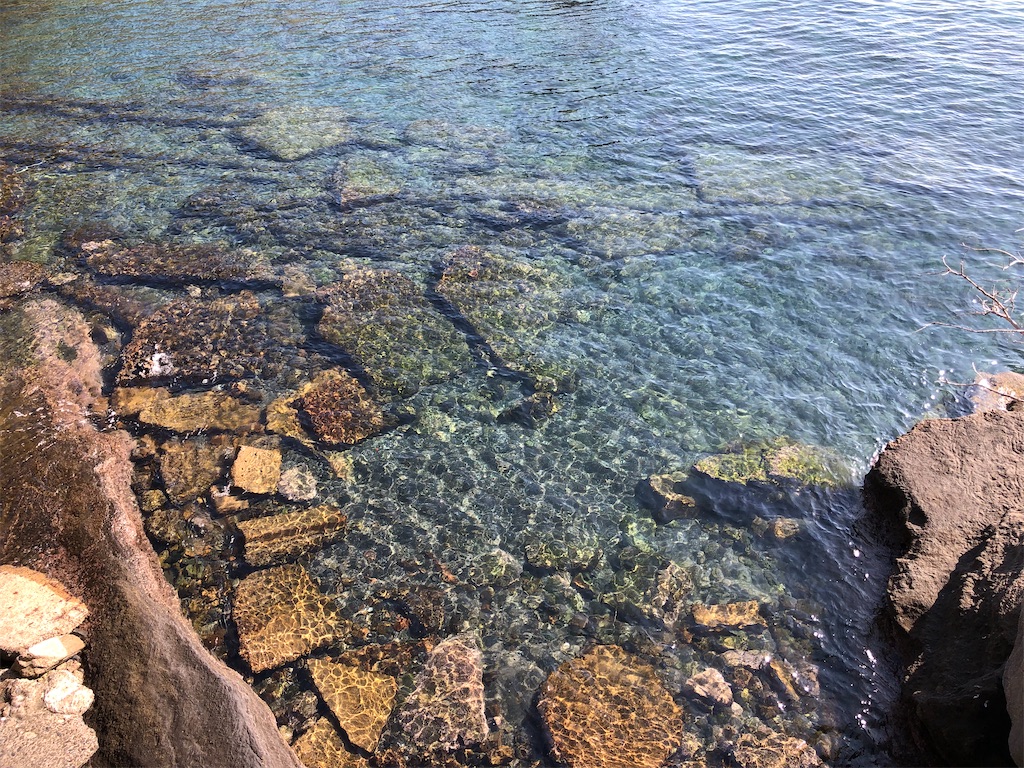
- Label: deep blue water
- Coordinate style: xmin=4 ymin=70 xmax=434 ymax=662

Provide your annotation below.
xmin=2 ymin=0 xmax=1022 ymax=764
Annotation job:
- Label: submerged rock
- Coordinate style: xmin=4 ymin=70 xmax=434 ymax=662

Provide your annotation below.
xmin=278 ymin=465 xmax=318 ymax=501
xmin=0 ymin=566 xmax=89 ymax=654
xmin=435 ymin=246 xmax=569 ymax=388
xmin=968 ymin=370 xmax=1024 ymax=412
xmin=600 ymin=554 xmax=691 ymax=629
xmin=292 ymin=718 xmax=370 ymax=768
xmin=692 ymin=601 xmax=764 ymax=631
xmin=685 ymin=667 xmax=733 ymax=709
xmin=117 ymin=292 xmax=271 ymax=387
xmin=137 ymin=390 xmax=262 ymax=434
xmin=158 ymin=439 xmax=230 ymax=505
xmin=731 ymin=730 xmax=823 ymax=768
xmin=636 ymin=472 xmax=699 ymax=523
xmin=72 ymin=234 xmax=270 ymax=286
xmin=332 ymin=152 xmax=405 ymax=206
xmin=317 ymin=268 xmax=472 ymax=397
xmin=306 ymin=657 xmax=398 ymax=753
xmin=865 ymin=409 xmax=1024 ymax=766
xmin=538 ymin=645 xmax=682 ymax=768
xmin=298 ymin=369 xmax=386 ymax=447
xmin=232 ymin=564 xmax=346 ymax=673
xmin=237 ymin=106 xmax=385 ymax=161
xmin=237 ymin=504 xmax=347 ymax=568
xmin=231 ymin=445 xmax=282 ymax=495
xmin=0 ymin=261 xmax=46 ymax=310
xmin=399 ymin=634 xmax=488 ymax=754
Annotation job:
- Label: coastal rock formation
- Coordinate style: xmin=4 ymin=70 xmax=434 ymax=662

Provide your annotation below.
xmin=0 ymin=299 xmax=302 ymax=767
xmin=237 ymin=505 xmax=347 ymax=567
xmin=306 ymin=657 xmax=398 ymax=752
xmin=232 ymin=563 xmax=347 ymax=673
xmin=693 ymin=439 xmax=846 ymax=489
xmin=537 ymin=645 xmax=682 ymax=768
xmin=317 ymin=268 xmax=472 ymax=396
xmin=399 ymin=634 xmax=488 ymax=754
xmin=865 ymin=408 xmax=1024 ymax=766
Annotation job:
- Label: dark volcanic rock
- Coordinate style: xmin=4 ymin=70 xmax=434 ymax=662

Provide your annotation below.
xmin=865 ymin=409 xmax=1024 ymax=766
xmin=0 ymin=299 xmax=301 ymax=767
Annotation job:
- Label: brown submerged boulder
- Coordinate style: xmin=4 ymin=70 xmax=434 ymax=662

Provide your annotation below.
xmin=865 ymin=408 xmax=1024 ymax=766
xmin=0 ymin=299 xmax=301 ymax=767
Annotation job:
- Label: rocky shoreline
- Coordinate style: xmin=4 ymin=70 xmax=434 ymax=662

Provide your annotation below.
xmin=864 ymin=379 xmax=1024 ymax=767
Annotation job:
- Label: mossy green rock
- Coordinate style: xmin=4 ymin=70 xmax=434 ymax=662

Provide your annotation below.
xmin=317 ymin=268 xmax=472 ymax=397
xmin=435 ymin=246 xmax=569 ymax=389
xmin=694 ymin=438 xmax=848 ymax=488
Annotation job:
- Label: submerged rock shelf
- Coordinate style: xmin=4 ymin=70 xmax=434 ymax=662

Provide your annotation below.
xmin=0 ymin=87 xmax=972 ymax=767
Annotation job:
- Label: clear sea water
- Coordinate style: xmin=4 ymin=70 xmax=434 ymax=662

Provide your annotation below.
xmin=2 ymin=0 xmax=1022 ymax=764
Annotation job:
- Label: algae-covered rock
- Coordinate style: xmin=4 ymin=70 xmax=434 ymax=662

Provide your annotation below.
xmin=231 ymin=445 xmax=282 ymax=495
xmin=538 ymin=645 xmax=682 ymax=768
xmin=238 ymin=106 xmax=357 ymax=161
xmin=0 ymin=163 xmax=27 ymax=214
xmin=399 ymin=634 xmax=488 ymax=753
xmin=435 ymin=246 xmax=568 ymax=387
xmin=110 ymin=386 xmax=170 ymax=417
xmin=73 ymin=234 xmax=270 ymax=285
xmin=238 ymin=505 xmax=347 ymax=568
xmin=306 ymin=657 xmax=398 ymax=753
xmin=317 ymin=268 xmax=472 ymax=397
xmin=693 ymin=438 xmax=847 ymax=489
xmin=138 ymin=390 xmax=262 ymax=433
xmin=298 ymin=369 xmax=386 ymax=447
xmin=292 ymin=718 xmax=371 ymax=768
xmin=524 ymin=531 xmax=601 ymax=573
xmin=117 ymin=292 xmax=271 ymax=386
xmin=232 ymin=564 xmax=346 ymax=673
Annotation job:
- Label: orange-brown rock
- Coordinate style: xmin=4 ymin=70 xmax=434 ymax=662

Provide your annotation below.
xmin=110 ymin=386 xmax=170 ymax=417
xmin=0 ymin=566 xmax=89 ymax=654
xmin=298 ymin=370 xmax=385 ymax=447
xmin=158 ymin=440 xmax=229 ymax=505
xmin=400 ymin=634 xmax=488 ymax=753
xmin=292 ymin=718 xmax=370 ymax=768
xmin=138 ymin=390 xmax=262 ymax=433
xmin=307 ymin=657 xmax=398 ymax=752
xmin=232 ymin=564 xmax=345 ymax=673
xmin=691 ymin=601 xmax=764 ymax=630
xmin=231 ymin=445 xmax=282 ymax=495
xmin=0 ymin=261 xmax=46 ymax=307
xmin=238 ymin=505 xmax=347 ymax=567
xmin=731 ymin=730 xmax=822 ymax=768
xmin=537 ymin=645 xmax=682 ymax=768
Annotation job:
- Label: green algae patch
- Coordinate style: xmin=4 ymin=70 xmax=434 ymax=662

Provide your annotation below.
xmin=318 ymin=268 xmax=472 ymax=397
xmin=694 ymin=438 xmax=849 ymax=489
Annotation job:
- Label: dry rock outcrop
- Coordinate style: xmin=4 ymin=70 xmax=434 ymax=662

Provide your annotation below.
xmin=865 ymin=407 xmax=1024 ymax=766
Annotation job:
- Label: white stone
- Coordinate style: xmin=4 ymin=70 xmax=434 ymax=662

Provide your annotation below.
xmin=42 ymin=670 xmax=94 ymax=716
xmin=15 ymin=634 xmax=85 ymax=678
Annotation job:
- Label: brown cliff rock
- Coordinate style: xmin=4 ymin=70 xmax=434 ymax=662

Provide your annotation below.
xmin=0 ymin=299 xmax=301 ymax=768
xmin=865 ymin=408 xmax=1024 ymax=766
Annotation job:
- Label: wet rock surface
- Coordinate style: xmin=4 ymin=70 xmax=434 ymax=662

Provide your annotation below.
xmin=237 ymin=504 xmax=347 ymax=568
xmin=297 ymin=369 xmax=387 ymax=447
xmin=538 ymin=645 xmax=682 ymax=768
xmin=307 ymin=656 xmax=398 ymax=753
xmin=865 ymin=408 xmax=1024 ymax=766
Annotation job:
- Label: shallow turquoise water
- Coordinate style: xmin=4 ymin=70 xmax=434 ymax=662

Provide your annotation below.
xmin=2 ymin=0 xmax=1023 ymax=764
